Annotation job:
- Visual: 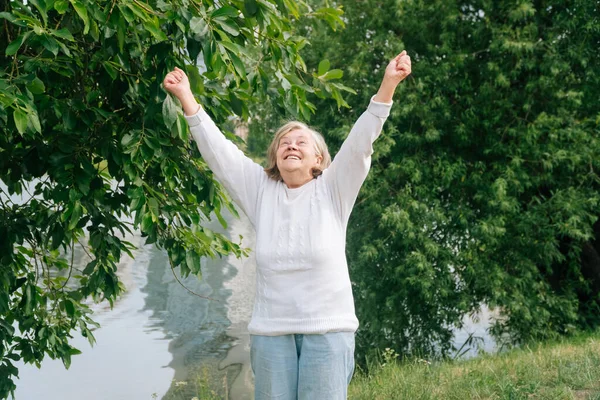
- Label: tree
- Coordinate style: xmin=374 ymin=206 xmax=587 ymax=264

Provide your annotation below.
xmin=0 ymin=0 xmax=347 ymax=397
xmin=248 ymin=0 xmax=600 ymax=363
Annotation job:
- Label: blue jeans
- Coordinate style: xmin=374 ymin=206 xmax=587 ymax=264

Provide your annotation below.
xmin=250 ymin=332 xmax=355 ymax=400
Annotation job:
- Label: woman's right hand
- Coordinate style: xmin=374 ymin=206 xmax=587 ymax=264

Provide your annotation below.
xmin=163 ymin=67 xmax=192 ymax=100
xmin=163 ymin=67 xmax=199 ymax=116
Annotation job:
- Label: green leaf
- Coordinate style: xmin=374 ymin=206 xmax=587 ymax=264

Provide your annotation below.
xmin=28 ymin=111 xmax=42 ymax=133
xmin=82 ymin=259 xmax=97 ymax=275
xmin=203 ymin=41 xmax=214 ymax=70
xmin=51 ymin=227 xmax=65 ymax=250
xmin=116 ymin=14 xmax=126 ymax=52
xmin=145 ymin=17 xmax=168 ymax=42
xmin=27 ymin=77 xmax=46 ymax=94
xmin=139 ymin=143 xmax=154 ymax=159
xmin=54 ymin=0 xmax=69 ymax=13
xmin=29 ymin=0 xmax=48 ymax=26
xmin=230 ymin=93 xmax=243 ymax=116
xmin=24 ymin=285 xmax=35 ymax=315
xmin=126 ymin=2 xmax=151 ymax=21
xmin=103 ymin=61 xmax=118 ymax=80
xmin=143 ymin=135 xmax=161 ymax=151
xmin=220 ymin=40 xmax=249 ymax=58
xmin=162 ymin=95 xmax=178 ymax=129
xmin=228 ymin=50 xmax=247 ymax=78
xmin=148 ymin=197 xmax=159 ymax=216
xmin=69 ymin=347 xmax=82 ymax=356
xmin=117 ymin=4 xmax=135 ymax=23
xmin=141 ymin=212 xmax=153 ymax=233
xmin=62 ymin=353 xmax=72 ymax=369
xmin=176 ymin=113 xmax=188 ymax=141
xmin=0 ymin=318 xmax=15 ymax=336
xmin=215 ymin=52 xmax=230 ymax=81
xmin=89 ymin=18 xmax=99 ymax=41
xmin=6 ymin=32 xmax=31 ymax=56
xmin=190 ymin=17 xmax=208 ymax=36
xmin=64 ymin=299 xmax=75 ymax=317
xmin=0 ymin=12 xmax=26 ymax=27
xmin=52 ymin=28 xmax=75 ymax=41
xmin=185 ymin=65 xmax=205 ymax=95
xmin=244 ymin=0 xmax=258 ymax=16
xmin=215 ymin=19 xmax=240 ymax=36
xmin=321 ymin=69 xmax=343 ymax=80
xmin=283 ymin=0 xmax=300 ymax=18
xmin=13 ymin=109 xmax=27 ymax=134
xmin=130 ymin=196 xmax=144 ymax=210
xmin=318 ymin=59 xmax=330 ymax=76
xmin=186 ymin=251 xmax=201 ymax=274
xmin=68 ymin=202 xmax=82 ymax=230
xmin=0 ymin=291 xmax=10 ymax=314
xmin=211 ymin=6 xmax=239 ymax=19
xmin=121 ymin=132 xmax=138 ymax=147
xmin=41 ymin=35 xmax=60 ymax=56
xmin=69 ymin=189 xmax=81 ymax=202
xmin=313 ymin=7 xmax=346 ymax=30
xmin=332 ymin=82 xmax=357 ymax=94
xmin=69 ymin=0 xmax=89 ymax=34
xmin=214 ymin=208 xmax=228 ymax=229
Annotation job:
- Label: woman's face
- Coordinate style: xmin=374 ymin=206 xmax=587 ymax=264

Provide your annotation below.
xmin=276 ymin=129 xmax=322 ymax=177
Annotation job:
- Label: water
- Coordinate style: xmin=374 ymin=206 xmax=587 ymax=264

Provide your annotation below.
xmin=452 ymin=306 xmax=499 ymax=358
xmin=13 ymin=237 xmax=176 ymax=399
xmin=12 ymin=204 xmax=257 ymax=400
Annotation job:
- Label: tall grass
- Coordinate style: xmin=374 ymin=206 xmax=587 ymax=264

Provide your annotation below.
xmin=349 ymin=331 xmax=600 ymax=399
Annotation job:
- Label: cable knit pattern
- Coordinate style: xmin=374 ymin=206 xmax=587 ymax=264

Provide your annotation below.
xmin=185 ymin=97 xmax=392 ymax=336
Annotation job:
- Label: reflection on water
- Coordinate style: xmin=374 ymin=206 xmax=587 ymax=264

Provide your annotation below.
xmin=452 ymin=306 xmax=498 ymax=358
xmin=14 ymin=208 xmax=257 ymax=400
xmin=144 ymin=210 xmax=256 ymax=400
xmin=14 ymin=236 xmax=175 ymax=399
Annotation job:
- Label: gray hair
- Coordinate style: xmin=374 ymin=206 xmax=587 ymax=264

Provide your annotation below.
xmin=264 ymin=121 xmax=331 ymax=181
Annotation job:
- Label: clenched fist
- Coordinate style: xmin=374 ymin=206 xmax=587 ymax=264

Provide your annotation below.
xmin=163 ymin=67 xmax=199 ymax=116
xmin=163 ymin=67 xmax=192 ymax=100
xmin=373 ymin=50 xmax=412 ymax=103
xmin=383 ymin=50 xmax=412 ymax=86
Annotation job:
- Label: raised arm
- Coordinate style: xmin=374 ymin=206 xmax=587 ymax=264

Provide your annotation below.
xmin=163 ymin=68 xmax=265 ymax=222
xmin=324 ymin=51 xmax=412 ymax=222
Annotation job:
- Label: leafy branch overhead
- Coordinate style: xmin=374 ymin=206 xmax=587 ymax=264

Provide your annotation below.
xmin=0 ymin=0 xmax=347 ymax=397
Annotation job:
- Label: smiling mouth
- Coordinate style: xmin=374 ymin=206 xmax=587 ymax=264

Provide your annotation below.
xmin=285 ymin=155 xmax=301 ymax=160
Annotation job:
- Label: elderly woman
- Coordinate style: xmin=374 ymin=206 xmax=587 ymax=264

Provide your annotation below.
xmin=163 ymin=51 xmax=411 ymax=400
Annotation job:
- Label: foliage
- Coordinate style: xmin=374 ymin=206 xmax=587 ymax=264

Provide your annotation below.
xmin=0 ymin=0 xmax=347 ymax=397
xmin=247 ymin=0 xmax=600 ymax=363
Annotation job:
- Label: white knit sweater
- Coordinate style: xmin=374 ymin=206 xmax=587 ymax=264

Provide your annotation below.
xmin=185 ymin=97 xmax=392 ymax=336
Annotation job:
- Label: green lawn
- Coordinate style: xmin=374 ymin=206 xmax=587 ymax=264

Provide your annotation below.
xmin=349 ymin=332 xmax=600 ymax=399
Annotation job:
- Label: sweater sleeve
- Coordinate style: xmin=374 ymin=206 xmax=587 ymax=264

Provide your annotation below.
xmin=323 ymin=96 xmax=392 ymax=223
xmin=184 ymin=106 xmax=266 ymax=223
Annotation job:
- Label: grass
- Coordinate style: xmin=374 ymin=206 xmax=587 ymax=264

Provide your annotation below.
xmin=348 ymin=331 xmax=600 ymax=399
xmin=160 ymin=365 xmax=228 ymax=400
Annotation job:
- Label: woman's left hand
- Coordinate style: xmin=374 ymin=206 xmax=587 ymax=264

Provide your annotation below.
xmin=383 ymin=50 xmax=412 ymax=86
xmin=373 ymin=51 xmax=412 ymax=103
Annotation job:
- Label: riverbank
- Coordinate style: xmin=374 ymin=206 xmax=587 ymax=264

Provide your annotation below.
xmin=349 ymin=330 xmax=600 ymax=399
